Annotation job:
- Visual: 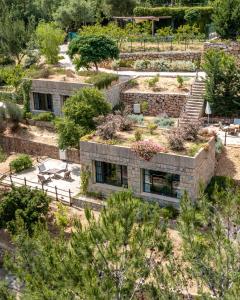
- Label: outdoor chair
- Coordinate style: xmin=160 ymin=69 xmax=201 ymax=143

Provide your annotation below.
xmin=63 ymin=170 xmax=72 ymax=181
xmin=38 ymin=174 xmax=51 ymax=185
xmin=38 ymin=163 xmax=50 ymax=174
xmin=58 ymin=162 xmax=68 ymax=173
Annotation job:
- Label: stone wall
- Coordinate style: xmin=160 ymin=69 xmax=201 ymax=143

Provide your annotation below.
xmin=204 ymin=41 xmax=240 ymax=59
xmin=120 ymin=51 xmax=202 ymax=62
xmin=30 ymin=76 xmax=131 ymax=116
xmin=79 ymin=138 xmax=215 ymax=208
xmin=121 ymin=91 xmax=188 ymax=117
xmin=0 ymin=135 xmax=80 ymax=163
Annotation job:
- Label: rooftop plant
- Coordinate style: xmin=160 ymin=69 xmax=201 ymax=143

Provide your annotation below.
xmin=131 ymin=140 xmax=166 ymax=161
xmin=85 ymin=72 xmax=119 ymax=89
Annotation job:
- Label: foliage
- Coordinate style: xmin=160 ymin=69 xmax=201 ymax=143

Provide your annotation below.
xmin=134 ymin=6 xmax=213 ymax=33
xmin=63 ymin=88 xmax=111 ymax=130
xmin=215 ymin=137 xmax=223 ymax=154
xmin=169 ymin=60 xmax=196 ymax=72
xmin=177 ymin=75 xmax=184 ymax=88
xmin=140 ymin=101 xmax=149 ymax=113
xmin=0 ymin=65 xmax=25 ymax=89
xmin=21 ymin=79 xmax=32 ymax=117
xmin=5 ymin=102 xmax=23 ymax=130
xmin=96 ymin=114 xmax=119 ymax=140
xmin=175 ymin=24 xmax=201 ymax=42
xmin=182 ymin=121 xmax=200 ymax=141
xmin=0 ymin=146 xmax=7 ymax=163
xmin=36 ymin=22 xmax=65 ymax=64
xmin=160 ymin=206 xmax=179 ymax=220
xmin=106 ymin=0 xmax=136 ymax=16
xmin=0 ymin=12 xmax=34 ymax=64
xmin=80 ymin=166 xmax=91 ymax=195
xmin=54 ymin=203 xmax=69 ymax=229
xmin=32 ymin=112 xmax=55 ymax=122
xmin=213 ymin=0 xmax=240 ymax=40
xmin=9 ymin=154 xmax=32 ymax=173
xmin=178 ymin=184 xmax=240 ymax=298
xmin=147 ymin=122 xmax=158 ymax=134
xmin=205 ymin=176 xmax=236 ymax=202
xmin=128 ymin=114 xmax=144 ymax=125
xmin=134 ymin=129 xmax=143 ymax=141
xmin=55 ymin=118 xmax=84 ymax=150
xmin=132 ymin=140 xmax=166 ymax=161
xmin=5 ymin=190 xmax=178 ymax=299
xmin=167 ymin=129 xmax=185 ymax=151
xmin=187 ymin=144 xmax=202 ymax=157
xmin=54 ymin=0 xmax=95 ymax=31
xmin=68 ymin=35 xmax=119 ymax=71
xmin=149 ymin=59 xmax=169 ymax=72
xmin=86 ymin=72 xmax=119 ymax=89
xmin=156 ymin=26 xmax=173 ymax=37
xmin=154 ymin=117 xmax=174 ymax=128
xmin=147 ymin=75 xmax=159 ymax=88
xmin=203 ymin=49 xmax=240 ymax=116
xmin=133 ymin=59 xmax=151 ymax=71
xmin=0 ymin=186 xmax=50 ymax=235
xmin=0 ymin=281 xmax=14 ymax=300
xmin=133 ymin=59 xmax=196 ymax=72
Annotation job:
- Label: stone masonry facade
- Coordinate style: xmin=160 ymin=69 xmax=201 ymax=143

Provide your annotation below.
xmin=30 ymin=76 xmax=131 ymax=116
xmin=121 ymin=91 xmax=188 ymax=117
xmin=204 ymin=41 xmax=240 ymax=61
xmin=120 ymin=51 xmax=202 ymax=62
xmin=80 ymin=138 xmax=215 ymax=208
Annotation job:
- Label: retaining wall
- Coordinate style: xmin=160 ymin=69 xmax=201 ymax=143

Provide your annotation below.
xmin=120 ymin=51 xmax=202 ymax=61
xmin=204 ymin=41 xmax=240 ymax=60
xmin=79 ymin=138 xmax=215 ymax=208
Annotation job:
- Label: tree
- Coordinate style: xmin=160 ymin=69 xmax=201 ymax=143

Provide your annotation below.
xmin=178 ymin=182 xmax=240 ymax=298
xmin=106 ymin=0 xmax=136 ymax=16
xmin=5 ymin=191 xmax=179 ymax=299
xmin=63 ymin=87 xmax=111 ymax=129
xmin=36 ymin=22 xmax=65 ymax=64
xmin=203 ymin=49 xmax=240 ymax=116
xmin=0 ymin=12 xmax=34 ymax=64
xmin=213 ymin=0 xmax=240 ymax=40
xmin=68 ymin=35 xmax=119 ymax=71
xmin=55 ymin=118 xmax=85 ymax=150
xmin=0 ymin=186 xmax=50 ymax=235
xmin=54 ymin=0 xmax=95 ymax=31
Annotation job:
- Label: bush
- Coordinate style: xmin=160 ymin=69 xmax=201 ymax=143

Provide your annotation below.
xmin=160 ymin=206 xmax=179 ymax=220
xmin=170 ymin=61 xmax=196 ymax=72
xmin=154 ymin=117 xmax=174 ymax=128
xmin=177 ymin=75 xmax=184 ymax=88
xmin=86 ymin=73 xmax=119 ymax=89
xmin=206 ymin=176 xmax=236 ymax=201
xmin=182 ymin=122 xmax=200 ymax=141
xmin=128 ymin=114 xmax=144 ymax=125
xmin=10 ymin=154 xmax=33 ymax=173
xmin=96 ymin=120 xmax=118 ymax=140
xmin=128 ymin=79 xmax=138 ymax=88
xmin=187 ymin=144 xmax=201 ymax=157
xmin=80 ymin=166 xmax=91 ymax=195
xmin=0 ymin=147 xmax=7 ymax=163
xmin=168 ymin=130 xmax=185 ymax=151
xmin=133 ymin=59 xmax=150 ymax=71
xmin=215 ymin=137 xmax=223 ymax=154
xmin=131 ymin=140 xmax=166 ymax=161
xmin=134 ymin=129 xmax=142 ymax=141
xmin=150 ymin=60 xmax=169 ymax=71
xmin=147 ymin=75 xmax=159 ymax=88
xmin=133 ymin=59 xmax=195 ymax=72
xmin=25 ymin=112 xmax=33 ymax=119
xmin=140 ymin=101 xmax=149 ymax=113
xmin=32 ymin=112 xmax=55 ymax=122
xmin=147 ymin=122 xmax=158 ymax=135
xmin=0 ymin=186 xmax=50 ymax=234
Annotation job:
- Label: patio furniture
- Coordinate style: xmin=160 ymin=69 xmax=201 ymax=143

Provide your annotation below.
xmin=38 ymin=174 xmax=51 ymax=185
xmin=63 ymin=170 xmax=72 ymax=181
xmin=58 ymin=162 xmax=68 ymax=173
xmin=38 ymin=163 xmax=50 ymax=174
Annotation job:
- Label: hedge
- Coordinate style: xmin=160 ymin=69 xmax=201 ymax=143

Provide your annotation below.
xmin=134 ymin=6 xmax=213 ymax=32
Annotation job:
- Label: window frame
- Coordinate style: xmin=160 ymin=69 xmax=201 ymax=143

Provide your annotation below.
xmin=33 ymin=92 xmax=53 ymax=112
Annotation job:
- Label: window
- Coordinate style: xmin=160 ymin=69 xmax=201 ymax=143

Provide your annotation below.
xmin=61 ymin=95 xmax=69 ymax=105
xmin=143 ymin=169 xmax=180 ymax=198
xmin=33 ymin=93 xmax=53 ymax=111
xmin=95 ymin=161 xmax=128 ymax=188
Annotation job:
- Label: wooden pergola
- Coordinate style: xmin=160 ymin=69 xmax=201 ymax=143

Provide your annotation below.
xmin=113 ymin=16 xmax=172 ymax=36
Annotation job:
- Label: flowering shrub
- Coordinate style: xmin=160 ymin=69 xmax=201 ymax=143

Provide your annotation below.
xmin=168 ymin=129 xmax=185 ymax=151
xmin=131 ymin=140 xmax=166 ymax=161
xmin=182 ymin=121 xmax=200 ymax=141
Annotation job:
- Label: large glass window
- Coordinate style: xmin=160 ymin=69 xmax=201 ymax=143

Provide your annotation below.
xmin=95 ymin=161 xmax=128 ymax=188
xmin=33 ymin=93 xmax=53 ymax=111
xmin=143 ymin=169 xmax=180 ymax=198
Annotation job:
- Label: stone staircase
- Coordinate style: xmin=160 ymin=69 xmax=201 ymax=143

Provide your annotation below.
xmin=179 ymin=79 xmax=205 ymax=126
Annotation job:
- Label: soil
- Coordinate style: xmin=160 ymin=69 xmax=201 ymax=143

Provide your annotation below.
xmin=215 ymin=146 xmax=240 ymax=181
xmin=126 ymin=76 xmax=194 ymax=94
xmin=3 ymin=124 xmax=58 ymax=146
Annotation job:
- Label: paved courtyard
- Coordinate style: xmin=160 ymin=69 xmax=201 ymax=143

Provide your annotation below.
xmin=1 ymin=159 xmax=81 ymax=202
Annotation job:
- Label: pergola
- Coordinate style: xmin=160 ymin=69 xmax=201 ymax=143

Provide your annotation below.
xmin=113 ymin=16 xmax=172 ymax=36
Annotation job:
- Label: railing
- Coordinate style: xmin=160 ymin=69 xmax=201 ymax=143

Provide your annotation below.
xmin=0 ymin=173 xmax=104 ymax=211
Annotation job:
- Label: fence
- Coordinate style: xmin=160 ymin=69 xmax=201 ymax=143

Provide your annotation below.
xmin=0 ymin=174 xmax=104 ymax=211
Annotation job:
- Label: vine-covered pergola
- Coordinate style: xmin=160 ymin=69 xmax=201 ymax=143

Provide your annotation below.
xmin=113 ymin=16 xmax=172 ymax=36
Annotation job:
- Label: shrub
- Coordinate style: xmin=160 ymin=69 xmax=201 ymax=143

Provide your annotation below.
xmin=133 ymin=60 xmax=195 ymax=72
xmin=0 ymin=147 xmax=7 ymax=163
xmin=140 ymin=101 xmax=149 ymax=113
xmin=96 ymin=121 xmax=118 ymax=140
xmin=128 ymin=114 xmax=144 ymax=125
xmin=187 ymin=144 xmax=201 ymax=157
xmin=147 ymin=122 xmax=158 ymax=135
xmin=128 ymin=79 xmax=138 ymax=88
xmin=134 ymin=129 xmax=142 ymax=141
xmin=118 ymin=115 xmax=134 ymax=131
xmin=5 ymin=102 xmax=23 ymax=122
xmin=215 ymin=137 xmax=223 ymax=155
xmin=182 ymin=122 xmax=200 ymax=141
xmin=170 ymin=61 xmax=196 ymax=72
xmin=150 ymin=60 xmax=169 ymax=71
xmin=0 ymin=186 xmax=50 ymax=234
xmin=10 ymin=154 xmax=33 ymax=173
xmin=160 ymin=206 xmax=179 ymax=220
xmin=86 ymin=73 xmax=119 ymax=89
xmin=206 ymin=176 xmax=236 ymax=201
xmin=32 ymin=112 xmax=55 ymax=122
xmin=147 ymin=75 xmax=159 ymax=88
xmin=25 ymin=112 xmax=33 ymax=119
xmin=80 ymin=166 xmax=91 ymax=195
xmin=131 ymin=140 xmax=166 ymax=161
xmin=168 ymin=130 xmax=185 ymax=151
xmin=133 ymin=59 xmax=150 ymax=71
xmin=54 ymin=203 xmax=69 ymax=229
xmin=177 ymin=75 xmax=184 ymax=88
xmin=154 ymin=117 xmax=174 ymax=128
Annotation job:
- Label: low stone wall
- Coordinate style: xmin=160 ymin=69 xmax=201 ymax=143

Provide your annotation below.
xmin=79 ymin=138 xmax=215 ymax=207
xmin=21 ymin=119 xmax=55 ymax=129
xmin=0 ymin=135 xmax=80 ymax=164
xmin=121 ymin=91 xmax=188 ymax=117
xmin=120 ymin=51 xmax=202 ymax=62
xmin=204 ymin=41 xmax=240 ymax=59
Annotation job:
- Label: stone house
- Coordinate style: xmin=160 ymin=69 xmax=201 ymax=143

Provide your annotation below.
xmin=80 ymin=137 xmax=215 ymax=208
xmin=29 ymin=76 xmax=131 ymax=116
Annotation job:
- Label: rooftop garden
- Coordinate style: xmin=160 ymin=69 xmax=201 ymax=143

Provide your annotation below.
xmin=81 ymin=113 xmax=215 ymax=158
